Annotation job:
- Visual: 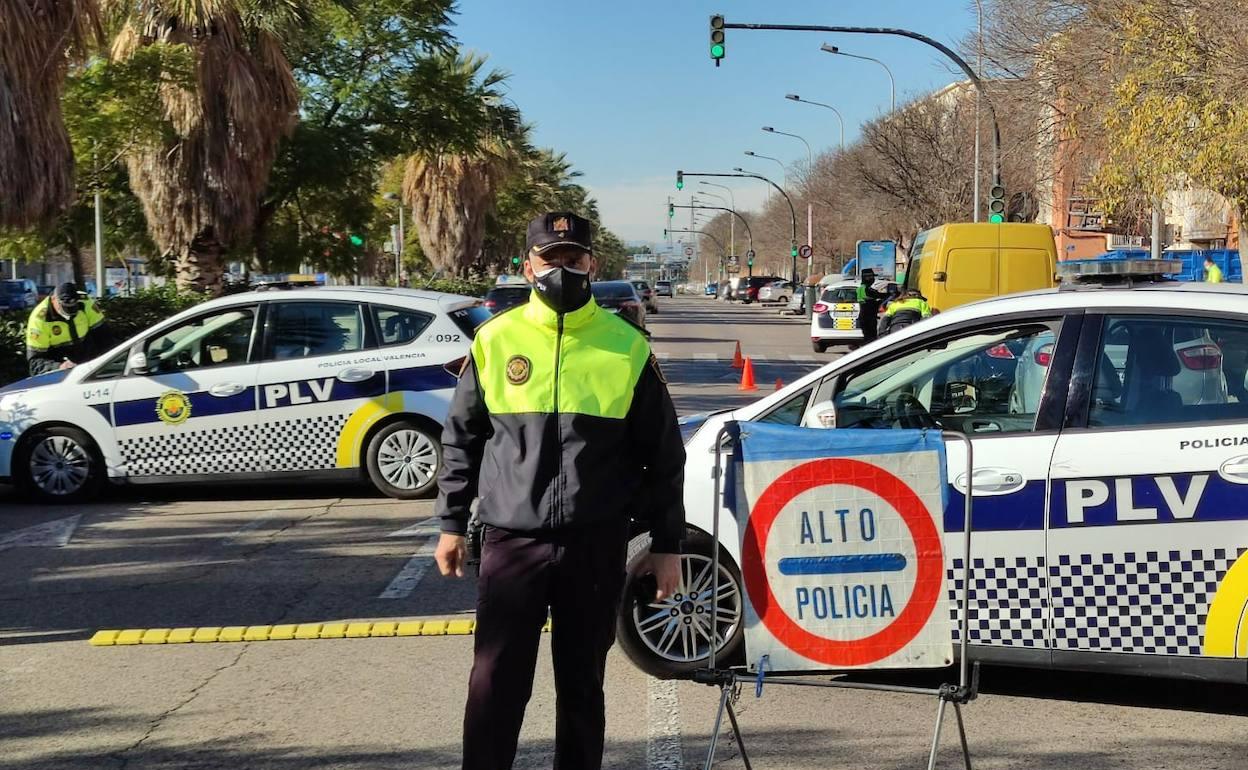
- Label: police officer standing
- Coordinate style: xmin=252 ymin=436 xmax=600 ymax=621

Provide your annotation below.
xmin=856 ymin=269 xmax=887 ymax=344
xmin=1205 ymin=255 xmax=1225 ymax=283
xmin=26 ymin=282 xmax=111 ymax=376
xmin=434 ymin=211 xmax=685 ymax=770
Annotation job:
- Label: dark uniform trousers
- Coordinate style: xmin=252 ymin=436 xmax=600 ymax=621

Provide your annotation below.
xmin=463 ymin=521 xmax=628 ymax=770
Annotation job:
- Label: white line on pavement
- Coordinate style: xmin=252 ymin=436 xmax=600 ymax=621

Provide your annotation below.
xmin=221 ymin=514 xmax=281 ymax=544
xmin=378 ymin=536 xmax=438 ymax=599
xmin=0 ymin=514 xmax=82 ymax=552
xmin=646 ymin=677 xmax=684 ymax=770
xmin=386 ymin=521 xmax=441 ymax=538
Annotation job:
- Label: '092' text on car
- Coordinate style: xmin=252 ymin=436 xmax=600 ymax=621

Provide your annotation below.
xmin=618 ymin=274 xmax=1248 ymax=685
xmin=0 ymin=287 xmax=489 ymax=502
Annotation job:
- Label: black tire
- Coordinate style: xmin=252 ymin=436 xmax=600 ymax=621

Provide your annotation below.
xmin=813 ymin=340 xmax=829 ymax=353
xmin=777 ymin=295 xmax=789 ymax=304
xmin=616 ymin=530 xmax=745 ymax=679
xmin=15 ymin=425 xmax=103 ymax=504
xmin=364 ymin=419 xmax=442 ymax=500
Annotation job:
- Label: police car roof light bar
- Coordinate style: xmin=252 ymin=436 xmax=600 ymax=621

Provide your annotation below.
xmin=1056 ymin=258 xmax=1183 ymax=289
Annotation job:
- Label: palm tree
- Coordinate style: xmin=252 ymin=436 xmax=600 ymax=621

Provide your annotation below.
xmin=402 ymin=52 xmax=523 ymax=276
xmin=0 ymin=0 xmax=99 ymax=228
xmin=107 ymin=0 xmax=302 ymax=294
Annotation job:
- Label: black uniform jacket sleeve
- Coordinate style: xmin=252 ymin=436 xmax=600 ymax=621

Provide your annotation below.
xmin=627 ymin=356 xmax=687 ymax=554
xmin=27 ymin=348 xmax=62 ymax=376
xmin=435 ymin=355 xmax=491 ymax=536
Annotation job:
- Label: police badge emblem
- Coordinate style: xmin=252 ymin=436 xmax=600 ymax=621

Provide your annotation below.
xmin=505 ymin=355 xmax=531 ymax=385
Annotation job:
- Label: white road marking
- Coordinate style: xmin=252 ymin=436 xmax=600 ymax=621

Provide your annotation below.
xmin=647 ymin=677 xmax=684 ymax=770
xmin=378 ymin=536 xmax=439 ymax=599
xmin=694 ymin=352 xmax=719 ymax=362
xmin=386 ymin=521 xmax=441 ymax=538
xmin=787 ymin=354 xmax=818 ymax=363
xmin=0 ymin=514 xmax=82 ymax=552
xmin=221 ymin=514 xmax=280 ymax=543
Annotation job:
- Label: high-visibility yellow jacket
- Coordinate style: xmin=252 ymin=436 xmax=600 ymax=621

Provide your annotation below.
xmin=25 ymin=296 xmax=110 ymax=376
xmin=1207 ymin=263 xmax=1225 ymax=283
xmin=435 ymin=291 xmax=686 ymax=552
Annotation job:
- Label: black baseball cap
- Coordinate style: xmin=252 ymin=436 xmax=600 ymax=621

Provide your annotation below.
xmin=54 ymin=282 xmax=81 ymax=312
xmin=526 ymin=212 xmax=593 ymax=257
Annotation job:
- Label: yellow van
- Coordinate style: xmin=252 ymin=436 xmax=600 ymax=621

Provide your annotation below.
xmin=902 ymin=223 xmax=1058 ymax=312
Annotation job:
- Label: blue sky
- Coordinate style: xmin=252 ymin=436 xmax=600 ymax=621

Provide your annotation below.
xmin=451 ymin=1 xmax=979 ymax=242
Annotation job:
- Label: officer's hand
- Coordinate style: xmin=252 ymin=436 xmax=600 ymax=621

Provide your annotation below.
xmin=435 ymin=534 xmax=468 ymax=578
xmin=58 ymin=360 xmax=75 ymax=370
xmin=650 ymin=552 xmax=682 ymax=602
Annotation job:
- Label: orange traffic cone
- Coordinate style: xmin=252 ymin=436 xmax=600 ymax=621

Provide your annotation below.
xmin=775 ymin=377 xmax=784 ymax=390
xmin=731 ymin=341 xmax=744 ymax=369
xmin=738 ymin=358 xmax=758 ymax=391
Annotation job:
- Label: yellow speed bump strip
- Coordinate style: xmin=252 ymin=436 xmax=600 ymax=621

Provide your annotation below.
xmin=89 ymin=617 xmax=504 ymax=646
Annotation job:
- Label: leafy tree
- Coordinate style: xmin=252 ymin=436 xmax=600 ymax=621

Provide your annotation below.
xmin=0 ymin=0 xmax=98 ymax=228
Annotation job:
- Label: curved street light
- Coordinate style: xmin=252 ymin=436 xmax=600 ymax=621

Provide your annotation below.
xmin=784 ymin=94 xmax=845 ymax=152
xmin=820 ymin=44 xmax=895 ymax=113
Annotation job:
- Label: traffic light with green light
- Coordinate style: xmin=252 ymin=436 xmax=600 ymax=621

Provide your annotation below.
xmin=668 ymin=203 xmax=675 ymax=219
xmin=747 ymin=256 xmax=754 ymax=267
xmin=709 ymin=15 xmax=725 ymax=63
xmin=349 ymin=234 xmax=364 ymax=247
xmin=676 ymin=171 xmax=684 ymax=191
xmin=988 ymin=184 xmax=1006 ymax=224
xmin=511 ymin=256 xmax=521 ymax=267
xmin=790 ymin=245 xmax=798 ymax=258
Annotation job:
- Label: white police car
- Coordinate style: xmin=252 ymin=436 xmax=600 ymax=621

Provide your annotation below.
xmin=809 ymin=279 xmax=863 ymax=352
xmin=620 ymin=265 xmax=1248 ymax=683
xmin=0 ymin=287 xmax=487 ymax=502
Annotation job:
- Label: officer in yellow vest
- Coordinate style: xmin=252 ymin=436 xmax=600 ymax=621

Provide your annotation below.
xmin=1205 ymin=255 xmax=1225 ymax=283
xmin=434 ymin=212 xmax=685 ymax=770
xmin=878 ymin=289 xmax=933 ymax=336
xmin=26 ymin=282 xmax=111 ymax=376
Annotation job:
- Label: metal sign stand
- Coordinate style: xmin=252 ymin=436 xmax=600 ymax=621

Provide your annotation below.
xmin=694 ymin=426 xmax=980 ymax=770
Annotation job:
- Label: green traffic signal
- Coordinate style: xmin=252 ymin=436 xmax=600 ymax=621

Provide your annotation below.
xmin=710 ymin=15 xmax=725 ymax=61
xmin=988 ymin=183 xmax=1006 ymax=224
xmin=668 ymin=203 xmax=675 ymax=218
xmin=790 ymin=246 xmax=798 ymax=257
xmin=676 ymin=170 xmax=684 ymax=190
xmin=989 ymin=213 xmax=1005 ymax=224
xmin=349 ymin=234 xmax=364 ymax=247
xmin=511 ymin=256 xmax=521 ymax=266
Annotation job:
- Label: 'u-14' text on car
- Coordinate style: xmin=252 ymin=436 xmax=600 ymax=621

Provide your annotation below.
xmin=0 ymin=287 xmax=488 ymax=502
xmin=619 ymin=275 xmax=1248 ymax=684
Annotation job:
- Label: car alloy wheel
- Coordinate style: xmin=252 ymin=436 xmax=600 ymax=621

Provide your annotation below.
xmin=376 ymin=428 xmax=438 ymax=491
xmin=29 ymin=435 xmax=91 ymax=497
xmin=632 ymin=552 xmax=741 ymax=663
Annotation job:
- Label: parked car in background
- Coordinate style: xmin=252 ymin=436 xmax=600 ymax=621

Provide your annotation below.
xmin=655 ymin=280 xmax=673 ymax=297
xmin=629 ymin=280 xmax=658 ymax=314
xmin=0 ymin=279 xmax=39 ymax=310
xmin=483 ymin=284 xmax=531 ymax=314
xmin=705 ymin=282 xmax=718 ymax=297
xmin=757 ymin=280 xmax=794 ymax=304
xmin=592 ymin=281 xmax=646 ymax=327
xmin=734 ymin=275 xmax=785 ymax=304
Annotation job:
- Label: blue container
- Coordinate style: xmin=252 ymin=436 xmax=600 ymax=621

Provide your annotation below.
xmin=1163 ymin=249 xmax=1241 ymax=282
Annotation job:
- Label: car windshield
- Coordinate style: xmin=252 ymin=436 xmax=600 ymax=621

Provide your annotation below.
xmin=593 ymin=282 xmax=635 ymax=299
xmin=822 ymin=286 xmax=858 ymax=303
xmin=3 ymin=281 xmax=26 ymax=293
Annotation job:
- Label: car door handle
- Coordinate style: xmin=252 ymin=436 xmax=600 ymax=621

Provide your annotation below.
xmin=954 ymin=468 xmax=1025 ymax=494
xmin=337 ymin=368 xmax=375 ymax=383
xmin=1219 ymin=455 xmax=1248 ymax=484
xmin=209 ymin=383 xmax=246 ymax=398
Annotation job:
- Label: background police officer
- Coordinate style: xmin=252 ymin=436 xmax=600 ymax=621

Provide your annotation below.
xmin=434 ymin=211 xmax=685 ymax=770
xmin=879 ymin=288 xmax=933 ymax=336
xmin=26 ymin=282 xmax=111 ymax=376
xmin=856 ymin=268 xmax=887 ymax=343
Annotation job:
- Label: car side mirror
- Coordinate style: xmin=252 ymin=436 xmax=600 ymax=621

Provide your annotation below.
xmin=807 ymin=399 xmax=839 ymax=429
xmin=128 ymin=350 xmax=150 ymax=375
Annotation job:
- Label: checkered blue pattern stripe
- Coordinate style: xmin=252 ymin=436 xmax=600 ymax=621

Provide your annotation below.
xmin=948 ymin=556 xmax=1049 ymax=648
xmin=1049 ymin=548 xmax=1244 ymax=655
xmin=120 ymin=415 xmax=348 ymax=475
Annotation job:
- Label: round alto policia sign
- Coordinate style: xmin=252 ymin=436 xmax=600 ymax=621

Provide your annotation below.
xmin=740 ymin=456 xmax=950 ymax=669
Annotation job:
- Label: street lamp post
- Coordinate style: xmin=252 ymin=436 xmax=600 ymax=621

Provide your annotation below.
xmin=820 ymin=44 xmax=895 ymax=113
xmin=784 ymin=94 xmax=845 ymax=152
xmin=743 ymin=150 xmax=786 ymax=188
xmin=763 ymin=126 xmax=815 ymax=282
xmin=695 ymin=188 xmax=735 ymax=258
xmin=382 ymin=193 xmax=404 ymax=286
xmin=731 ymin=168 xmax=799 ymax=282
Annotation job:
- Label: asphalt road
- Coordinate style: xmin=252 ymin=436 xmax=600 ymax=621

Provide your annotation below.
xmin=2 ymin=296 xmax=1246 ymax=769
